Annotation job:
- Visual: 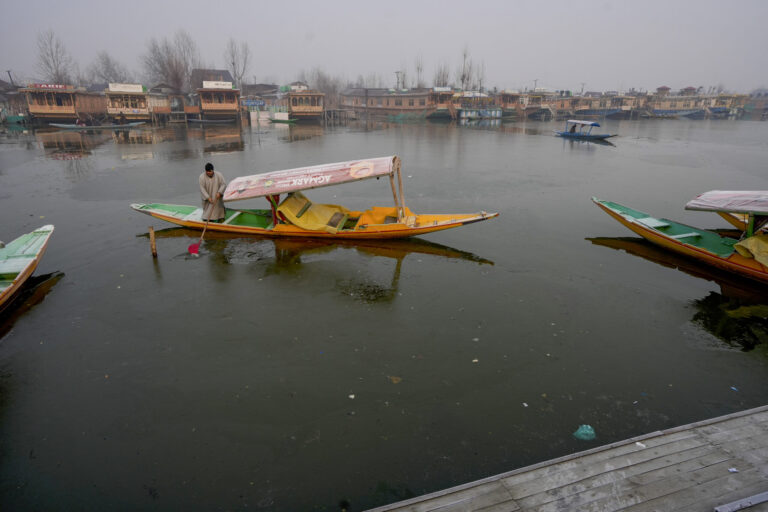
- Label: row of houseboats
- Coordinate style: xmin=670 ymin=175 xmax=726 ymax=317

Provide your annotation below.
xmin=3 ymin=79 xmax=767 ymax=128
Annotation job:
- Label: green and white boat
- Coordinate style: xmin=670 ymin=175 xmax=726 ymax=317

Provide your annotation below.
xmin=0 ymin=225 xmax=55 ymax=311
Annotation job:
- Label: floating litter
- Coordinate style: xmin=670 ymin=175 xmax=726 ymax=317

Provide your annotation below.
xmin=573 ymin=425 xmax=596 ymax=441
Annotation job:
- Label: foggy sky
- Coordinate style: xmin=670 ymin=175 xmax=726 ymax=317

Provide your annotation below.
xmin=3 ymin=0 xmax=766 ymax=93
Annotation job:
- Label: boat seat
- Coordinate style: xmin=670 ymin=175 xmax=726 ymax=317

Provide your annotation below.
xmin=222 ymin=211 xmax=242 ymax=225
xmin=277 ymin=192 xmax=352 ymax=234
xmin=638 ymin=217 xmax=670 ymax=228
xmin=182 ymin=208 xmax=204 ymax=221
xmin=0 ymin=259 xmax=27 ymax=279
xmin=669 ymin=232 xmax=701 ymax=239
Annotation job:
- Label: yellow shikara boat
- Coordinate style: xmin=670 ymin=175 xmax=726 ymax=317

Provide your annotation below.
xmin=131 ymin=156 xmax=498 ymax=239
xmin=593 ymin=191 xmax=768 ymax=284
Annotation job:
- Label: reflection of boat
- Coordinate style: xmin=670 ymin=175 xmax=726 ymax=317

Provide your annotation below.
xmin=49 ymin=121 xmax=145 ymax=130
xmin=188 ymin=118 xmax=236 ymax=125
xmin=143 ymin=228 xmax=493 ymax=302
xmin=555 ymin=120 xmax=615 ymax=140
xmin=0 ymin=272 xmax=63 ymax=338
xmin=132 ymin=156 xmax=499 ymax=239
xmin=0 ymin=225 xmax=55 ymax=312
xmin=146 ymin=226 xmax=494 ymax=264
xmin=592 ymin=193 xmax=768 ymax=283
xmin=588 ymin=236 xmax=768 ymax=351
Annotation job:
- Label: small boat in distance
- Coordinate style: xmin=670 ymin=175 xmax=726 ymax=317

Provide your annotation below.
xmin=0 ymin=225 xmax=55 ymax=312
xmin=592 ymin=192 xmax=768 ymax=284
xmin=132 ymin=156 xmax=499 ymax=240
xmin=49 ymin=121 xmax=145 ymax=130
xmin=555 ymin=120 xmax=616 ymax=141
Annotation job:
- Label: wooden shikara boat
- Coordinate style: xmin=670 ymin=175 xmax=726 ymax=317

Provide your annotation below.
xmin=132 ymin=156 xmax=498 ymax=240
xmin=0 ymin=225 xmax=55 ymax=311
xmin=592 ymin=192 xmax=768 ymax=284
xmin=50 ymin=121 xmax=145 ymax=130
xmin=555 ymin=120 xmax=616 ymax=141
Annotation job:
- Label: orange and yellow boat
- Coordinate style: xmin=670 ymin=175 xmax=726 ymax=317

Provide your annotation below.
xmin=593 ymin=192 xmax=768 ymax=284
xmin=132 ymin=156 xmax=498 ymax=239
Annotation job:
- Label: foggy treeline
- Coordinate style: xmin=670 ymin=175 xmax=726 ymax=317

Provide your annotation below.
xmin=31 ymin=29 xmax=491 ymax=103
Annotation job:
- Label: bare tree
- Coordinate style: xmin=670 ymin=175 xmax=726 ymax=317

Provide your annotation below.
xmin=36 ymin=30 xmax=74 ymax=84
xmin=433 ymin=62 xmax=451 ymax=87
xmin=142 ymin=30 xmax=200 ymax=92
xmin=225 ymin=38 xmax=250 ymax=90
xmin=299 ymin=67 xmax=345 ymax=108
xmin=456 ymin=46 xmax=473 ymax=91
xmin=475 ymin=60 xmax=486 ymax=92
xmin=414 ymin=56 xmax=424 ymax=88
xmin=88 ymin=52 xmax=132 ymax=84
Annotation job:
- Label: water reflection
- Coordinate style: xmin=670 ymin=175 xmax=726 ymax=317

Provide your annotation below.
xmin=588 ymin=237 xmax=768 ymax=351
xmin=279 ymin=123 xmax=324 ymax=143
xmin=187 ymin=126 xmax=244 ymax=154
xmin=144 ymin=228 xmax=493 ymax=303
xmin=35 ymin=129 xmax=112 ymax=159
xmin=0 ymin=272 xmax=64 ymax=339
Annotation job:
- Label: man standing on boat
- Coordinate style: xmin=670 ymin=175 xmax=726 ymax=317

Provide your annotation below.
xmin=199 ymin=162 xmax=227 ymax=222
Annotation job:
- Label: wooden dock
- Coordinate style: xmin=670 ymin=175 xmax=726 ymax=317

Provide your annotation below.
xmin=366 ymin=405 xmax=768 ymax=512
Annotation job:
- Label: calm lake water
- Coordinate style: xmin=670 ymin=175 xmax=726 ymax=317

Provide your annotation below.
xmin=1 ymin=118 xmax=767 ymax=511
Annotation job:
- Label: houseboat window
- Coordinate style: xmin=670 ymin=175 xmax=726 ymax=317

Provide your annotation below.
xmin=377 ymin=98 xmax=382 ymax=105
xmin=408 ymin=99 xmax=414 ymax=106
xmin=419 ymin=99 xmax=425 ymax=106
xmin=395 ymin=99 xmax=402 ymax=106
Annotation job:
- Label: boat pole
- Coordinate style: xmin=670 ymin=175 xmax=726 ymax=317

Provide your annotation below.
xmin=396 ymin=161 xmax=405 ymax=221
xmin=148 ymin=226 xmax=157 ymax=257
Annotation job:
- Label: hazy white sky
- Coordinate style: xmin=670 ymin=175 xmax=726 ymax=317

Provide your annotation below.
xmin=3 ymin=0 xmax=766 ymax=93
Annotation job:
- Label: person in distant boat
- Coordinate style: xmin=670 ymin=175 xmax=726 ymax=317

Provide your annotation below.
xmin=199 ymin=162 xmax=227 ymax=222
xmin=569 ymin=123 xmax=577 ymax=133
xmin=76 ymin=117 xmax=85 ymax=126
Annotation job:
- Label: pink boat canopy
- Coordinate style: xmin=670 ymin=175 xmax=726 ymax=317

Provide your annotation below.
xmin=224 ymin=156 xmax=400 ymax=202
xmin=685 ymin=190 xmax=768 ymax=214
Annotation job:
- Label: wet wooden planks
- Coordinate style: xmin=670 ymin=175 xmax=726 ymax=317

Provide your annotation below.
xmin=366 ymin=405 xmax=768 ymax=512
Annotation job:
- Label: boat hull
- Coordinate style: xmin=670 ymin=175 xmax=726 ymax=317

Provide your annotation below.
xmin=592 ymin=199 xmax=768 ymax=283
xmin=555 ymin=132 xmax=614 ymax=140
xmin=0 ymin=225 xmax=55 ymax=311
xmin=131 ymin=203 xmax=498 ymax=240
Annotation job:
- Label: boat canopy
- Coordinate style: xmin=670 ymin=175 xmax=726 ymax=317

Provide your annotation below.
xmin=685 ymin=191 xmax=768 ymax=214
xmin=224 ymin=156 xmax=400 ymax=202
xmin=566 ymin=120 xmax=600 ymax=127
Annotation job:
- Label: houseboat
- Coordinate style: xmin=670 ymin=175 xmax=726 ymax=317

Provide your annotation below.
xmin=425 ymin=87 xmax=456 ymax=121
xmin=645 ymin=86 xmax=707 ymax=119
xmin=339 ymin=88 xmax=432 ymax=120
xmin=21 ymin=83 xmax=106 ymax=125
xmin=105 ymin=83 xmax=150 ymax=122
xmin=196 ymin=81 xmax=240 ymax=121
xmin=285 ymin=90 xmax=325 ymax=122
xmin=454 ymin=91 xmax=501 ymax=120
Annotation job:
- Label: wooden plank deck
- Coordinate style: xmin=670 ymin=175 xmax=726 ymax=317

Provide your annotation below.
xmin=366 ymin=405 xmax=768 ymax=512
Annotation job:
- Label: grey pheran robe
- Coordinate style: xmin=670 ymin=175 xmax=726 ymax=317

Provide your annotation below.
xmin=199 ymin=171 xmax=227 ymax=220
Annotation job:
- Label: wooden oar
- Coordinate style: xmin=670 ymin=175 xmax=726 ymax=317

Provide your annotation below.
xmin=188 ymin=200 xmax=216 ymax=255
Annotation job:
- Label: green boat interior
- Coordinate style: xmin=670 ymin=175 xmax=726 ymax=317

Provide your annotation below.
xmin=600 ymin=200 xmax=739 ymax=258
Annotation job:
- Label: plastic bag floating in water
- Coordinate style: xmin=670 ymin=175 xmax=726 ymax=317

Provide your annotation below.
xmin=573 ymin=424 xmax=596 ymax=441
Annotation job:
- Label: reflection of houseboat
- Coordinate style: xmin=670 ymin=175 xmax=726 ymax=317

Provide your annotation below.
xmin=339 ymin=88 xmax=432 ymax=119
xmin=35 ymin=129 xmax=112 ymax=159
xmin=21 ymin=84 xmax=107 ymax=125
xmin=105 ymin=83 xmax=150 ymax=122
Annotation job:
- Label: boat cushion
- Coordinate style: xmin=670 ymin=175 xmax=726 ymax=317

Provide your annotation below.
xmin=277 ymin=192 xmax=352 ymax=234
xmin=734 ymin=234 xmax=768 ymax=267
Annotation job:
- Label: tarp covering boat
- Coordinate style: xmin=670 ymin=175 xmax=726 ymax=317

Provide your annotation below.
xmin=224 ymin=156 xmax=399 ymax=202
xmin=685 ymin=191 xmax=768 ymax=214
xmin=566 ymin=120 xmax=601 ymax=126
